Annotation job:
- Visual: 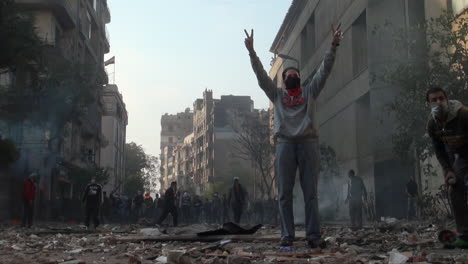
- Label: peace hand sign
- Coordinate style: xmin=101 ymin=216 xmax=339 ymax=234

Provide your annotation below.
xmin=244 ymin=29 xmax=255 ymax=54
xmin=331 ymin=23 xmax=343 ymax=47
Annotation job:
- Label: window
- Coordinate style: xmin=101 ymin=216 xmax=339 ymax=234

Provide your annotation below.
xmin=55 ymin=26 xmax=62 ymax=47
xmin=0 ymin=68 xmax=13 ymax=89
xmin=300 ymin=13 xmax=315 ymax=65
xmin=86 ymin=11 xmax=92 ymax=39
xmin=451 ymin=0 xmax=468 ymax=14
xmin=352 ymin=10 xmax=368 ymax=77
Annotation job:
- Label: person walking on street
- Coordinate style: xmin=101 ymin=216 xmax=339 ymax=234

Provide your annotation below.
xmin=144 ymin=192 xmax=154 ymax=218
xmin=406 ymin=175 xmax=418 ymax=220
xmin=156 ymin=181 xmax=178 ymax=226
xmin=345 ymin=170 xmax=367 ymax=230
xmin=22 ymin=172 xmax=38 ymax=228
xmin=82 ymin=177 xmax=103 ymax=229
xmin=227 ymin=178 xmax=247 ymax=224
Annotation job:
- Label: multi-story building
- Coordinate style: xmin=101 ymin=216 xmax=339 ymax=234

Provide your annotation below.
xmin=159 ymin=109 xmax=193 ymax=191
xmin=100 ymin=84 xmax=128 ymax=194
xmin=0 ymin=0 xmax=111 ymax=220
xmin=268 ymin=0 xmax=467 ymax=219
xmin=161 ymin=90 xmax=258 ymax=196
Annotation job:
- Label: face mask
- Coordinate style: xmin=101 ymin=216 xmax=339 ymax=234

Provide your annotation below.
xmin=431 ymin=102 xmax=448 ymax=119
xmin=285 ymin=75 xmax=301 ymax=90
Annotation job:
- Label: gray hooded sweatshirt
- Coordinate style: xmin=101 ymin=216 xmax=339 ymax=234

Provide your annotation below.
xmin=249 ymin=47 xmax=337 ymax=142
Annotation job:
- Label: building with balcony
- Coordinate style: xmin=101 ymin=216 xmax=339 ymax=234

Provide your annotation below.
xmin=100 ymin=84 xmax=128 ymax=194
xmin=0 ymin=0 xmax=112 ymax=220
xmin=160 ymin=90 xmax=258 ymax=196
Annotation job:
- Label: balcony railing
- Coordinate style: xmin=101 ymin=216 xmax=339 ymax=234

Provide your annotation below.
xmin=15 ymin=0 xmax=77 ymax=29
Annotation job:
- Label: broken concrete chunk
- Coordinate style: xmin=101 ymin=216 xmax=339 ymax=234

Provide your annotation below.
xmin=226 ymin=256 xmax=252 ymax=264
xmin=388 ymin=249 xmax=409 ymax=264
xmin=139 ymin=228 xmax=162 ymax=236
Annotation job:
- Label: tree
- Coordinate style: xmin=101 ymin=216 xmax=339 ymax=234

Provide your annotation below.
xmin=0 ymin=0 xmax=42 ymax=69
xmin=0 ymin=137 xmax=19 ymax=169
xmin=232 ymin=110 xmax=276 ymax=199
xmin=70 ymin=167 xmax=109 ymax=199
xmin=318 ymin=144 xmax=342 ymax=220
xmin=143 ymin=154 xmax=160 ymax=192
xmin=123 ymin=142 xmax=160 ymax=196
xmin=0 ymin=0 xmax=107 ymax=155
xmin=377 ymin=9 xmax=468 ymax=177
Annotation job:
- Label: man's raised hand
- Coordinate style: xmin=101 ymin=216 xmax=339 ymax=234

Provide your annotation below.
xmin=331 ymin=23 xmax=343 ymax=47
xmin=244 ymin=29 xmax=255 ymax=54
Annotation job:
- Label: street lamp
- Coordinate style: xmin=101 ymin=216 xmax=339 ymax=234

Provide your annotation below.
xmin=277 ymin=54 xmax=300 ymax=70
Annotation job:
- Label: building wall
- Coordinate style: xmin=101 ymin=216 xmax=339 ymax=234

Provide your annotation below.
xmin=0 ymin=0 xmax=112 ymax=220
xmin=161 ymin=91 xmax=258 ymax=196
xmin=268 ymin=0 xmax=440 ymax=219
xmin=160 ymin=109 xmax=193 ymax=191
xmin=100 ymin=84 xmax=128 ymax=194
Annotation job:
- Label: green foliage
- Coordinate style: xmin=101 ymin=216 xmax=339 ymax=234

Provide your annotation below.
xmin=0 ymin=137 xmax=19 ymax=169
xmin=0 ymin=0 xmax=107 ymax=138
xmin=123 ymin=142 xmax=159 ymax=196
xmin=0 ymin=0 xmax=42 ymax=69
xmin=70 ymin=166 xmax=109 ymax=199
xmin=123 ymin=175 xmax=146 ymax=198
xmin=378 ymin=9 xmax=468 ymax=169
xmin=319 ymin=143 xmax=340 ymax=177
xmin=232 ymin=110 xmax=275 ymax=199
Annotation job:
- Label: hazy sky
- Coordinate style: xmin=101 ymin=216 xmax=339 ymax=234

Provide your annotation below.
xmin=105 ymin=0 xmax=292 ymax=156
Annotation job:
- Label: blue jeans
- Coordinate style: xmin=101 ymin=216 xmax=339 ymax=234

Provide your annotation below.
xmin=276 ymin=141 xmax=321 ymax=242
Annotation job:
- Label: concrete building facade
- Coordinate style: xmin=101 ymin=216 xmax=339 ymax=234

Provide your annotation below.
xmin=160 ymin=109 xmax=193 ymax=191
xmin=267 ymin=0 xmax=466 ymax=219
xmin=0 ymin=0 xmax=111 ymax=220
xmin=100 ymin=84 xmax=128 ymax=194
xmin=160 ymin=91 xmax=257 ymax=196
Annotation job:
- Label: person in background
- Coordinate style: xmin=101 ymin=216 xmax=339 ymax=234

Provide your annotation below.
xmin=82 ymin=177 xmax=103 ymax=229
xmin=22 ymin=172 xmax=38 ymax=228
xmin=345 ymin=170 xmax=367 ymax=230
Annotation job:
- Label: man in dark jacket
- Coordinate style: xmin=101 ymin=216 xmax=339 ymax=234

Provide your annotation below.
xmin=406 ymin=176 xmax=418 ymax=220
xmin=132 ymin=191 xmax=144 ymax=221
xmin=22 ymin=172 xmax=38 ymax=228
xmin=82 ymin=177 xmax=103 ymax=229
xmin=426 ymin=86 xmax=468 ymax=248
xmin=345 ymin=170 xmax=367 ymax=230
xmin=192 ymin=195 xmax=202 ymax=223
xmin=212 ymin=192 xmax=222 ymax=224
xmin=228 ymin=178 xmax=247 ymax=224
xmin=156 ymin=181 xmax=178 ymax=226
xmin=181 ymin=191 xmax=191 ymax=224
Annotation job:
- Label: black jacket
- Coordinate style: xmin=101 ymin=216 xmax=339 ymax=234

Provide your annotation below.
xmin=164 ymin=187 xmax=176 ymax=208
xmin=427 ymin=100 xmax=468 ymax=174
xmin=82 ymin=183 xmax=102 ymax=208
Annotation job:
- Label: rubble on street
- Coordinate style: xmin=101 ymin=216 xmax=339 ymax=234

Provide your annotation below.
xmin=0 ymin=220 xmax=467 ymax=264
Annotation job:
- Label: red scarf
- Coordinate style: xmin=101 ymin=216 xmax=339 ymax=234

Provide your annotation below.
xmin=286 ymin=87 xmax=302 ymax=97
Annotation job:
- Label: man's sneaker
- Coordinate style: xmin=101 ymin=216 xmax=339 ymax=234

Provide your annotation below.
xmin=280 ymin=238 xmax=293 ymax=247
xmin=307 ymin=240 xmax=327 ymax=249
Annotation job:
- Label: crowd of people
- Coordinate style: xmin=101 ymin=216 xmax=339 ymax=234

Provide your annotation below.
xmin=96 ymin=179 xmax=279 ymax=227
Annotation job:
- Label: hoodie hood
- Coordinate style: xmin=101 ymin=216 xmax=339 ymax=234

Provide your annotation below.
xmin=446 ymin=100 xmax=463 ymax=122
xmin=431 ymin=100 xmax=463 ymax=123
